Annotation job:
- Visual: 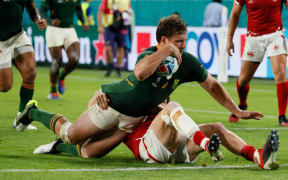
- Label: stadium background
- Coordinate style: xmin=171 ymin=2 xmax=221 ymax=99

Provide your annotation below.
xmin=22 ymin=0 xmax=288 ymax=79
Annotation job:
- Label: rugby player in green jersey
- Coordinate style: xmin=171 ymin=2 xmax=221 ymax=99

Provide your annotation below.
xmin=40 ymin=0 xmax=89 ymax=99
xmin=0 ymin=0 xmax=47 ymax=130
xmin=16 ymin=15 xmax=264 ymax=163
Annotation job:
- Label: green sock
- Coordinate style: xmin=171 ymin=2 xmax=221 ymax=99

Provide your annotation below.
xmin=50 ymin=85 xmax=57 ymax=93
xmin=18 ymin=85 xmax=34 ymax=112
xmin=58 ymin=70 xmax=68 ymax=81
xmin=56 ymin=143 xmax=81 ymax=157
xmin=29 ymin=109 xmax=63 ymax=132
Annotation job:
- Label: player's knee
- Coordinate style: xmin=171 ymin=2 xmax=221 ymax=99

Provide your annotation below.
xmin=60 ymin=121 xmax=74 ymax=144
xmin=23 ymin=67 xmax=36 ymax=83
xmin=0 ymin=83 xmax=12 ymax=92
xmin=212 ymin=122 xmax=227 ymax=135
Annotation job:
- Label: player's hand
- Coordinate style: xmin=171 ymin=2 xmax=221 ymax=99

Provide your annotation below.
xmin=97 ymin=25 xmax=104 ymax=34
xmin=35 ymin=18 xmax=47 ymax=30
xmin=88 ymin=90 xmax=110 ymax=110
xmin=51 ymin=18 xmax=61 ymax=27
xmin=234 ymin=110 xmax=264 ymax=120
xmin=166 ymin=43 xmax=182 ymax=65
xmin=82 ymin=24 xmax=89 ymax=32
xmin=226 ymin=37 xmax=234 ymax=56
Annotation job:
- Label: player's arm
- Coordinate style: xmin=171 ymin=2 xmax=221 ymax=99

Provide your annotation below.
xmin=199 ymin=74 xmax=264 ymax=120
xmin=76 ymin=3 xmax=89 ymax=31
xmin=25 ymin=1 xmax=47 ymax=30
xmin=226 ymin=1 xmax=243 ymax=56
xmin=134 ymin=43 xmax=181 ymax=81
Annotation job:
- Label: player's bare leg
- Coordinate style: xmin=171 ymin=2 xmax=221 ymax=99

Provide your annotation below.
xmin=58 ymin=42 xmax=80 ymax=94
xmin=115 ymin=46 xmax=124 ymax=77
xmin=270 ymin=54 xmax=288 ymax=126
xmin=48 ymin=46 xmax=62 ymax=99
xmin=152 ymin=101 xmax=223 ymax=162
xmin=229 ymin=61 xmax=259 ymax=122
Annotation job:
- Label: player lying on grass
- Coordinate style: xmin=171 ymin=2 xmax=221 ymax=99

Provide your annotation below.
xmin=15 ymin=14 xmax=263 ymax=165
xmin=33 ymin=98 xmax=279 ymax=169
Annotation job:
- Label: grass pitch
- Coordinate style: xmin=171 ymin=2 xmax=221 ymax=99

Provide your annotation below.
xmin=0 ymin=67 xmax=288 ymax=179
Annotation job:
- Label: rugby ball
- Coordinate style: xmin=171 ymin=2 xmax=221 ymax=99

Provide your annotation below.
xmin=157 ymin=56 xmax=179 ymax=78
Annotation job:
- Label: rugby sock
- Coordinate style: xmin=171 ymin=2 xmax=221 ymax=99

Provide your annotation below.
xmin=240 ymin=145 xmax=256 ymax=162
xmin=236 ymin=80 xmax=249 ymax=107
xmin=50 ymin=83 xmax=57 ymax=93
xmin=29 ymin=109 xmax=63 ymax=132
xmin=18 ymin=83 xmax=34 ymax=112
xmin=55 ymin=143 xmax=81 ymax=157
xmin=193 ymin=131 xmax=210 ymax=152
xmin=276 ymin=82 xmax=288 ymax=116
xmin=58 ymin=70 xmax=68 ymax=81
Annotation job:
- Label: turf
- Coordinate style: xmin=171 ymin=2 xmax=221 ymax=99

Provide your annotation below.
xmin=0 ymin=67 xmax=288 ymax=179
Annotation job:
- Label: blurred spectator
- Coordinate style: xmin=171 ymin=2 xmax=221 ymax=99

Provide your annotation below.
xmin=203 ymin=0 xmax=228 ymax=27
xmin=203 ymin=0 xmax=228 ymax=83
xmin=97 ymin=0 xmax=132 ymax=77
xmin=78 ymin=0 xmax=95 ymax=26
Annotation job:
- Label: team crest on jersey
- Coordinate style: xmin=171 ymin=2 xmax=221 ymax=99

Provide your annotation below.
xmin=247 ymin=0 xmax=254 ymax=4
xmin=172 ymin=79 xmax=180 ymax=89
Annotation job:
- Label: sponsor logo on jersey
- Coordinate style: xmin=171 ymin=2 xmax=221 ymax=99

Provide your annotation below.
xmin=247 ymin=51 xmax=254 ymax=57
xmin=172 ymin=79 xmax=180 ymax=89
xmin=247 ymin=0 xmax=254 ymax=4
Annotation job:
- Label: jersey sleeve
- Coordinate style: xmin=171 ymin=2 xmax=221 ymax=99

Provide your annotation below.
xmin=181 ymin=53 xmax=208 ymax=83
xmin=135 ymin=51 xmax=154 ymax=65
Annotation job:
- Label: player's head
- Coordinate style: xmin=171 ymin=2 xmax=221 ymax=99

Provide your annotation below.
xmin=156 ymin=15 xmax=187 ymax=54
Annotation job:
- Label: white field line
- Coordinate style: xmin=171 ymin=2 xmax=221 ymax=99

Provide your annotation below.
xmin=1 ymin=164 xmax=288 ymax=172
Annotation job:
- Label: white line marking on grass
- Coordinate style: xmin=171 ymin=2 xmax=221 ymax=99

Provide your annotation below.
xmin=1 ymin=164 xmax=288 ymax=172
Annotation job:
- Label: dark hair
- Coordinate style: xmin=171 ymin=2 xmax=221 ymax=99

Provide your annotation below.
xmin=156 ymin=15 xmax=187 ymax=43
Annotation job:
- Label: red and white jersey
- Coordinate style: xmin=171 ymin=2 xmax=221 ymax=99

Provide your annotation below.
xmin=123 ymin=118 xmax=153 ymax=160
xmin=235 ymin=0 xmax=287 ymax=36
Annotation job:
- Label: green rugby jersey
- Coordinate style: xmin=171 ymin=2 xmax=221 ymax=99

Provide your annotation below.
xmin=102 ymin=46 xmax=208 ymax=117
xmin=41 ymin=0 xmax=81 ymax=28
xmin=0 ymin=0 xmax=33 ymax=41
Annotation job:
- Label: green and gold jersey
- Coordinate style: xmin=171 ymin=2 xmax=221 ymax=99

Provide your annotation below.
xmin=102 ymin=46 xmax=208 ymax=117
xmin=0 ymin=0 xmax=33 ymax=41
xmin=41 ymin=0 xmax=81 ymax=28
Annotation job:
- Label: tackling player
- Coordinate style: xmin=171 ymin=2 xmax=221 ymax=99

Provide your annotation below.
xmin=0 ymin=0 xmax=47 ymax=130
xmin=40 ymin=0 xmax=89 ymax=99
xmin=15 ymin=15 xmax=263 ymax=163
xmin=226 ymin=0 xmax=288 ymax=126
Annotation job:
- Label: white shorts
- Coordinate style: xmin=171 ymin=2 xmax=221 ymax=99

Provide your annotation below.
xmin=139 ymin=127 xmax=192 ymax=163
xmin=0 ymin=30 xmax=34 ymax=69
xmin=242 ymin=31 xmax=288 ymax=62
xmin=88 ymin=104 xmax=147 ymax=132
xmin=45 ymin=25 xmax=79 ymax=50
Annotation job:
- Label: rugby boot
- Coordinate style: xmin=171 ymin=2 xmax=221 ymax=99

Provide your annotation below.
xmin=208 ymin=134 xmax=224 ymax=162
xmin=229 ymin=104 xmax=247 ymax=123
xmin=15 ymin=100 xmax=38 ymax=132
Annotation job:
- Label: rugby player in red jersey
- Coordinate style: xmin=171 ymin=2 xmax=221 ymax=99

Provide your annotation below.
xmin=226 ymin=0 xmax=288 ymax=126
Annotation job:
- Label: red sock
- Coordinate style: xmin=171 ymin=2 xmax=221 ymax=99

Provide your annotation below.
xmin=193 ymin=131 xmax=209 ymax=152
xmin=236 ymin=80 xmax=250 ymax=107
xmin=241 ymin=145 xmax=256 ymax=162
xmin=276 ymin=81 xmax=288 ymax=116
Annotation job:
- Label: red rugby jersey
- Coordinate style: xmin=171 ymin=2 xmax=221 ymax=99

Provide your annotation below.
xmin=235 ymin=0 xmax=287 ymax=36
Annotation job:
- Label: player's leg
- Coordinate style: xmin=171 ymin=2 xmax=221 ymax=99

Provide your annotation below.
xmin=199 ymin=123 xmax=280 ymax=169
xmin=115 ymin=30 xmax=126 ymax=77
xmin=48 ymin=46 xmax=62 ymax=99
xmin=151 ymin=101 xmax=222 ymax=162
xmin=0 ymin=67 xmax=13 ymax=92
xmin=270 ymin=54 xmax=288 ymax=126
xmin=104 ymin=28 xmax=115 ymax=77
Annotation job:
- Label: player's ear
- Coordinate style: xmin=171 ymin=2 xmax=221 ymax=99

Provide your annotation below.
xmin=160 ymin=36 xmax=169 ymax=44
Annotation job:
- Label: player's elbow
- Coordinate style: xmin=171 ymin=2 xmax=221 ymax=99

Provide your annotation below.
xmin=134 ymin=68 xmax=147 ymax=81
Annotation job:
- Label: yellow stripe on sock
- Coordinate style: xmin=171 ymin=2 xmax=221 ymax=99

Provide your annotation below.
xmin=22 ymin=83 xmax=34 ymax=90
xmin=49 ymin=114 xmax=61 ymax=132
xmin=77 ymin=144 xmax=82 ymax=157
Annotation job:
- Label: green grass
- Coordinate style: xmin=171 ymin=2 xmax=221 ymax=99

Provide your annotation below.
xmin=0 ymin=67 xmax=288 ymax=179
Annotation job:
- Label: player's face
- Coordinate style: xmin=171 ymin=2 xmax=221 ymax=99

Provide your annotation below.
xmin=168 ymin=33 xmax=187 ymax=54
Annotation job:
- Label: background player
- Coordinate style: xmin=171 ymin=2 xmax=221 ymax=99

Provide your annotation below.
xmin=226 ymin=0 xmax=288 ymax=126
xmin=40 ymin=0 xmax=89 ymax=99
xmin=0 ymin=0 xmax=47 ymax=130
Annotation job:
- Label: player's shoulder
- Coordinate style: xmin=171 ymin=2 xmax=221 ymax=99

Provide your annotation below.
xmin=182 ymin=51 xmax=199 ymax=62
